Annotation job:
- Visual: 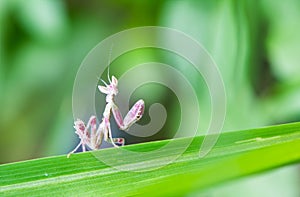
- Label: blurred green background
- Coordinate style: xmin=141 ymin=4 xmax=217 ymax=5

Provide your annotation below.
xmin=1 ymin=0 xmax=300 ymax=196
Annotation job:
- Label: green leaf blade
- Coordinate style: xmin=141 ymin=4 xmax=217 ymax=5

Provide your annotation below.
xmin=1 ymin=122 xmax=300 ymax=196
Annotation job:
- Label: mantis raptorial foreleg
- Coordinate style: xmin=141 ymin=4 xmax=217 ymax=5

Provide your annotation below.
xmin=112 ymin=99 xmax=144 ymax=131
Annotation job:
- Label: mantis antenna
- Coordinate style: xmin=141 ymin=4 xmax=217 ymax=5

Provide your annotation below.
xmin=107 ymin=44 xmax=114 ymax=83
xmin=96 ymin=76 xmax=108 ymax=86
xmin=96 ymin=44 xmax=114 ymax=86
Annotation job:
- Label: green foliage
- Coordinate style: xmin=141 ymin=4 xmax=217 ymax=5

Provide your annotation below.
xmin=1 ymin=122 xmax=300 ymax=196
xmin=1 ymin=0 xmax=300 ymax=195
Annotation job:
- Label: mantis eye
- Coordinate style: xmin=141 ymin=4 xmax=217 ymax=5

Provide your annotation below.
xmin=111 ymin=76 xmax=118 ymax=86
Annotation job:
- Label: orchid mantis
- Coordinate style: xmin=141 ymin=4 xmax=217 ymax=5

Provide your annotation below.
xmin=67 ymin=75 xmax=145 ymax=158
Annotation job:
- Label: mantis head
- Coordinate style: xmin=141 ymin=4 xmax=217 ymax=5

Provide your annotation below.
xmin=98 ymin=75 xmax=118 ymax=96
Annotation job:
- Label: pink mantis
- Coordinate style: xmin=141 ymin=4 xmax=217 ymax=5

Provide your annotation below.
xmin=67 ymin=75 xmax=145 ymax=158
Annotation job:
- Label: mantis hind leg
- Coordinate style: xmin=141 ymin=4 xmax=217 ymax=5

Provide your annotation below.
xmin=67 ymin=142 xmax=83 ymax=158
xmin=106 ymin=123 xmax=124 ymax=147
xmin=106 ymin=137 xmax=125 ymax=147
